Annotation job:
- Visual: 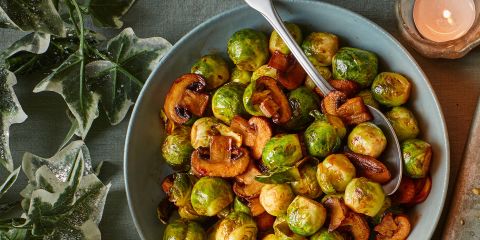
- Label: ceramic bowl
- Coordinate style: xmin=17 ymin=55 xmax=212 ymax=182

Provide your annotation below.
xmin=124 ymin=1 xmax=450 ymax=239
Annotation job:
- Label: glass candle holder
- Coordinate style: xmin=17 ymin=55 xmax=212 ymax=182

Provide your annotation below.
xmin=396 ymin=0 xmax=480 ymax=59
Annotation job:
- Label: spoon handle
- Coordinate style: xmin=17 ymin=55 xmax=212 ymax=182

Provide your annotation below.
xmin=245 ymin=0 xmax=334 ymax=95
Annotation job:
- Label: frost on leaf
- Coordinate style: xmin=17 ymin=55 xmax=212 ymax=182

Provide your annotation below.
xmin=87 ymin=0 xmax=136 ymax=29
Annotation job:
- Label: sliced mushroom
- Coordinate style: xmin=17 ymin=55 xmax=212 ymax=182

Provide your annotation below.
xmin=392 ymin=177 xmax=415 ymax=205
xmin=254 ymin=76 xmax=292 ymax=124
xmin=323 ymin=196 xmax=349 ymax=231
xmin=374 ymin=213 xmax=411 ymax=240
xmin=344 ymin=152 xmax=392 ymax=184
xmin=268 ymin=51 xmax=306 ymax=90
xmin=248 ymin=197 xmax=266 ymax=216
xmin=336 ymin=97 xmax=373 ymax=125
xmin=321 ymin=90 xmax=347 ymax=116
xmin=268 ymin=50 xmax=290 ymax=72
xmin=233 ymin=162 xmax=265 ymax=199
xmin=160 ymin=110 xmax=176 ymax=134
xmin=231 ymin=116 xmax=256 ymax=146
xmin=191 ymin=135 xmax=250 ymax=177
xmin=164 ymin=73 xmax=210 ymax=124
xmin=255 ymin=212 xmax=275 ymax=232
xmin=230 ymin=116 xmax=273 ymax=160
xmin=339 ymin=212 xmax=371 ymax=240
xmin=411 ymin=175 xmax=432 ymax=204
xmin=328 ymin=79 xmax=360 ymax=98
xmin=161 ymin=174 xmax=174 ymax=197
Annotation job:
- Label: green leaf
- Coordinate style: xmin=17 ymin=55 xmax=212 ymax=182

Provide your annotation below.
xmin=87 ymin=0 xmax=136 ymax=28
xmin=0 ymin=33 xmax=50 ymax=62
xmin=0 ymin=228 xmax=27 ymax=240
xmin=86 ymin=27 xmax=171 ymax=124
xmin=255 ymin=167 xmax=301 ymax=184
xmin=0 ymin=67 xmax=27 ymax=172
xmin=0 ymin=0 xmax=66 ymax=36
xmin=0 ymin=167 xmax=20 ymax=199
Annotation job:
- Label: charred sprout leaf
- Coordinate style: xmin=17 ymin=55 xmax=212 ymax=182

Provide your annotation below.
xmin=0 ymin=167 xmax=20 ymax=199
xmin=87 ymin=0 xmax=136 ymax=29
xmin=86 ymin=27 xmax=171 ymax=125
xmin=0 ymin=0 xmax=66 ymax=36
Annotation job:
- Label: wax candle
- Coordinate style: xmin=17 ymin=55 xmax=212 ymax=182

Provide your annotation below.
xmin=413 ymin=0 xmax=476 ymax=42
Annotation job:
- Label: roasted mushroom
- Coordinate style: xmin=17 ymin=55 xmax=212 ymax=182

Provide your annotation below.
xmin=344 ymin=152 xmax=391 ymax=184
xmin=323 ymin=195 xmax=349 ymax=231
xmin=164 ymin=73 xmax=210 ymax=124
xmin=374 ymin=213 xmax=411 ymax=240
xmin=328 ymin=79 xmax=360 ymax=98
xmin=338 ymin=212 xmax=370 ymax=240
xmin=411 ymin=175 xmax=432 ymax=204
xmin=255 ymin=212 xmax=276 ymax=232
xmin=336 ymin=97 xmax=373 ymax=125
xmin=247 ymin=197 xmax=266 ymax=216
xmin=392 ymin=177 xmax=415 ymax=205
xmin=233 ymin=162 xmax=265 ymax=199
xmin=230 ymin=116 xmax=272 ymax=160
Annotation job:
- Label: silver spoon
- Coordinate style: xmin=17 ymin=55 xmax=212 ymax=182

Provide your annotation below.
xmin=244 ymin=0 xmax=402 ymax=195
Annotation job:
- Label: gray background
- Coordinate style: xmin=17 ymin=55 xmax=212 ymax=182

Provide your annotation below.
xmin=1 ymin=0 xmax=479 ymax=239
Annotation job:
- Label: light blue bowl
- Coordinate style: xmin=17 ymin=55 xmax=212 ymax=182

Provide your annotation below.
xmin=125 ymin=1 xmax=449 ymax=239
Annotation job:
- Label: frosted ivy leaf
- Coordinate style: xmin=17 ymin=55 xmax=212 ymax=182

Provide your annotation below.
xmin=87 ymin=0 xmax=136 ymax=29
xmin=0 ymin=167 xmax=20 ymax=199
xmin=0 ymin=32 xmax=50 ymax=62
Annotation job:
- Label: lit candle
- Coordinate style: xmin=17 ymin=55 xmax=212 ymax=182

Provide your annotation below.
xmin=413 ymin=0 xmax=476 ymax=42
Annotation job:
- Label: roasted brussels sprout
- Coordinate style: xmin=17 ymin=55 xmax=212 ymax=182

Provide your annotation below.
xmin=163 ymin=219 xmax=206 ymax=240
xmin=325 ymin=114 xmax=347 ymax=139
xmin=356 ymin=90 xmax=380 ymax=109
xmin=344 ymin=177 xmax=385 ymax=217
xmin=228 ymin=29 xmax=269 ymax=71
xmin=191 ymin=177 xmax=234 ymax=216
xmin=252 ymin=64 xmax=279 ymax=81
xmin=386 ymin=106 xmax=420 ymax=141
xmin=234 ymin=197 xmax=252 ymax=215
xmin=371 ymin=72 xmax=412 ymax=107
xmin=305 ymin=65 xmax=332 ymax=92
xmin=190 ymin=117 xmax=242 ymax=149
xmin=310 ymin=228 xmax=345 ymax=240
xmin=302 ymin=32 xmax=339 ymax=66
xmin=402 ymin=139 xmax=432 ymax=178
xmin=290 ymin=163 xmax=322 ymax=199
xmin=262 ymin=134 xmax=303 ymax=170
xmin=274 ymin=215 xmax=307 ymax=240
xmin=178 ymin=203 xmax=206 ymax=221
xmin=191 ymin=54 xmax=230 ymax=90
xmin=287 ymin=196 xmax=327 ymax=236
xmin=316 ymin=154 xmax=356 ymax=194
xmin=162 ymin=173 xmax=195 ymax=207
xmin=211 ymin=212 xmax=258 ymax=240
xmin=263 ymin=234 xmax=278 ymax=240
xmin=347 ymin=122 xmax=387 ymax=158
xmin=270 ymin=22 xmax=303 ymax=55
xmin=259 ymin=184 xmax=295 ymax=216
xmin=161 ymin=127 xmax=194 ymax=170
xmin=231 ymin=66 xmax=252 ymax=85
xmin=304 ymin=113 xmax=341 ymax=158
xmin=332 ymin=47 xmax=378 ymax=88
xmin=283 ymin=87 xmax=321 ymax=130
xmin=212 ymin=82 xmax=247 ymax=124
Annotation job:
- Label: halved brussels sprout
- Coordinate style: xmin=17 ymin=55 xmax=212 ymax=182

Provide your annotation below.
xmin=228 ymin=29 xmax=269 ymax=71
xmin=252 ymin=64 xmax=279 ymax=81
xmin=161 ymin=172 xmax=195 ymax=207
xmin=212 ymin=82 xmax=247 ymax=124
xmin=191 ymin=177 xmax=234 ymax=216
xmin=262 ymin=134 xmax=303 ymax=170
xmin=273 ymin=215 xmax=307 ymax=240
xmin=316 ymin=154 xmax=356 ymax=194
xmin=304 ymin=113 xmax=341 ymax=158
xmin=310 ymin=228 xmax=345 ymax=240
xmin=270 ymin=22 xmax=303 ymax=55
xmin=259 ymin=184 xmax=295 ymax=216
xmin=163 ymin=219 xmax=206 ymax=240
xmin=386 ymin=106 xmax=420 ymax=141
xmin=402 ymin=139 xmax=432 ymax=178
xmin=161 ymin=127 xmax=194 ymax=170
xmin=356 ymin=90 xmax=380 ymax=109
xmin=332 ymin=47 xmax=378 ymax=88
xmin=290 ymin=163 xmax=322 ymax=199
xmin=371 ymin=72 xmax=412 ymax=107
xmin=191 ymin=54 xmax=230 ymax=90
xmin=344 ymin=177 xmax=385 ymax=217
xmin=231 ymin=66 xmax=253 ymax=85
xmin=283 ymin=87 xmax=321 ymax=130
xmin=287 ymin=196 xmax=326 ymax=236
xmin=211 ymin=212 xmax=258 ymax=240
xmin=190 ymin=117 xmax=242 ymax=149
xmin=302 ymin=32 xmax=339 ymax=66
xmin=347 ymin=122 xmax=387 ymax=158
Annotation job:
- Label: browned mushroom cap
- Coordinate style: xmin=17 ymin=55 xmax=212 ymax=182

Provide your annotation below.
xmin=328 ymin=79 xmax=361 ymax=98
xmin=374 ymin=213 xmax=411 ymax=240
xmin=339 ymin=212 xmax=371 ymax=240
xmin=164 ymin=73 xmax=210 ymax=124
xmin=247 ymin=197 xmax=266 ymax=216
xmin=233 ymin=162 xmax=265 ymax=199
xmin=231 ymin=116 xmax=272 ymax=160
xmin=191 ymin=135 xmax=250 ymax=178
xmin=255 ymin=212 xmax=275 ymax=232
xmin=252 ymin=76 xmax=292 ymax=124
xmin=344 ymin=152 xmax=391 ymax=184
xmin=336 ymin=97 xmax=373 ymax=125
xmin=323 ymin=196 xmax=349 ymax=231
xmin=321 ymin=90 xmax=347 ymax=116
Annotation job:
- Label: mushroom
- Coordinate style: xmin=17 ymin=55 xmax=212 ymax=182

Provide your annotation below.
xmin=191 ymin=135 xmax=250 ymax=178
xmin=230 ymin=116 xmax=272 ymax=160
xmin=323 ymin=196 xmax=349 ymax=231
xmin=247 ymin=197 xmax=266 ymax=216
xmin=321 ymin=90 xmax=347 ymax=116
xmin=336 ymin=97 xmax=373 ymax=125
xmin=252 ymin=76 xmax=292 ymax=124
xmin=345 ymin=152 xmax=392 ymax=184
xmin=328 ymin=79 xmax=360 ymax=98
xmin=164 ymin=73 xmax=210 ymax=124
xmin=392 ymin=176 xmax=415 ymax=205
xmin=255 ymin=212 xmax=276 ymax=232
xmin=374 ymin=213 xmax=411 ymax=240
xmin=233 ymin=162 xmax=265 ymax=199
xmin=268 ymin=51 xmax=306 ymax=90
xmin=339 ymin=212 xmax=371 ymax=240
xmin=268 ymin=50 xmax=290 ymax=72
xmin=411 ymin=175 xmax=432 ymax=204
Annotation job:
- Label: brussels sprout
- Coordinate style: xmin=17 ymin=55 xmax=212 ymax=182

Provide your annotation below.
xmin=270 ymin=22 xmax=303 ymax=55
xmin=164 ymin=173 xmax=195 ymax=207
xmin=302 ymin=32 xmax=339 ymax=66
xmin=255 ymin=166 xmax=301 ymax=184
xmin=252 ymin=64 xmax=279 ymax=81
xmin=262 ymin=134 xmax=303 ymax=170
xmin=347 ymin=122 xmax=387 ymax=158
xmin=231 ymin=66 xmax=253 ymax=85
xmin=310 ymin=228 xmax=345 ymax=240
xmin=191 ymin=177 xmax=234 ymax=216
xmin=212 ymin=212 xmax=258 ymax=240
xmin=234 ymin=197 xmax=252 ymax=215
xmin=212 ymin=82 xmax=247 ymax=124
xmin=305 ymin=66 xmax=332 ymax=91
xmin=325 ymin=114 xmax=347 ymax=139
xmin=332 ymin=47 xmax=378 ymax=88
xmin=287 ymin=196 xmax=326 ymax=236
xmin=316 ymin=154 xmax=356 ymax=194
xmin=243 ymin=80 xmax=264 ymax=116
xmin=163 ymin=219 xmax=206 ymax=240
xmin=304 ymin=113 xmax=341 ymax=158
xmin=191 ymin=54 xmax=230 ymax=90
xmin=401 ymin=139 xmax=432 ymax=178
xmin=274 ymin=215 xmax=307 ymax=240
xmin=178 ymin=203 xmax=206 ymax=221
xmin=371 ymin=72 xmax=412 ymax=107
xmin=386 ymin=106 xmax=420 ymax=141
xmin=228 ymin=29 xmax=269 ymax=71
xmin=344 ymin=177 xmax=385 ymax=217
xmin=372 ymin=197 xmax=392 ymax=224
xmin=191 ymin=117 xmax=242 ymax=149
xmin=291 ymin=163 xmax=322 ymax=199
xmin=283 ymin=87 xmax=321 ymax=130
xmin=162 ymin=126 xmax=194 ymax=170
xmin=356 ymin=90 xmax=380 ymax=109
xmin=263 ymin=234 xmax=279 ymax=240
xmin=259 ymin=184 xmax=295 ymax=216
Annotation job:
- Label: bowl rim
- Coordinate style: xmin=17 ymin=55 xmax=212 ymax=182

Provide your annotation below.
xmin=124 ymin=1 xmax=450 ymax=239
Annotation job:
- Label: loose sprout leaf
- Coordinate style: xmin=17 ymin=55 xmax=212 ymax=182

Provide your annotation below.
xmin=86 ymin=27 xmax=171 ymax=125
xmin=0 ymin=67 xmax=27 ymax=172
xmin=0 ymin=32 xmax=50 ymax=61
xmin=0 ymin=0 xmax=66 ymax=36
xmin=87 ymin=0 xmax=136 ymax=28
xmin=0 ymin=167 xmax=20 ymax=199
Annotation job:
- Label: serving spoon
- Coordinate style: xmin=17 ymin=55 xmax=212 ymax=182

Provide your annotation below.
xmin=244 ymin=0 xmax=402 ymax=195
